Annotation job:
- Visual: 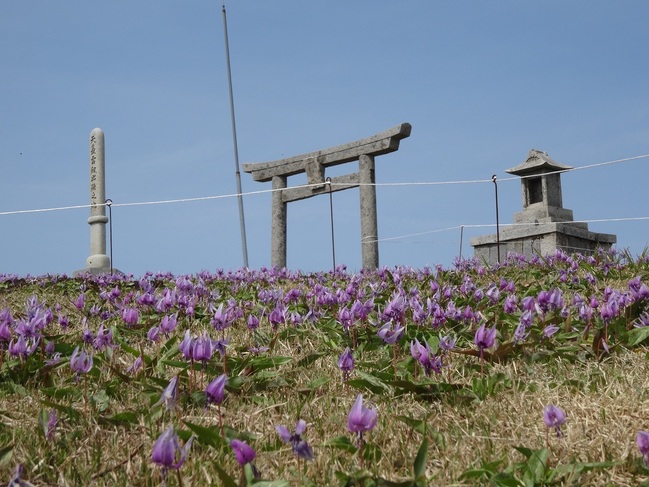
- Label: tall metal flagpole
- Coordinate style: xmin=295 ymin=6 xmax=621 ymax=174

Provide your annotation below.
xmin=222 ymin=2 xmax=249 ymax=268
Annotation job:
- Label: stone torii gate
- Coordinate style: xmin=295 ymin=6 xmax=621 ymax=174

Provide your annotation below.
xmin=242 ymin=122 xmax=411 ymax=269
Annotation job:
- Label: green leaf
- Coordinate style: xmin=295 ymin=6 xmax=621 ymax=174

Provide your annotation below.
xmin=0 ymin=444 xmax=13 ymax=467
xmin=323 ymin=435 xmax=358 ymax=453
xmin=363 ymin=442 xmax=382 ymax=463
xmin=92 ymin=389 xmax=110 ymax=412
xmin=213 ymin=463 xmax=237 ymax=487
xmin=295 ymin=353 xmax=324 ymax=367
xmin=183 ymin=420 xmax=224 ymax=449
xmin=627 ymin=326 xmax=649 ymax=347
xmin=413 ymin=438 xmax=428 ymax=479
xmin=348 ymin=370 xmax=390 ymax=394
xmin=249 ymin=356 xmax=292 ymax=372
xmin=521 ymin=447 xmax=548 ymax=485
xmin=98 ymin=411 xmax=140 ymax=427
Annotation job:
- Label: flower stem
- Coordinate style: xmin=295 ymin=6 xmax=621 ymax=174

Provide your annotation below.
xmin=218 ymin=403 xmax=224 ymax=437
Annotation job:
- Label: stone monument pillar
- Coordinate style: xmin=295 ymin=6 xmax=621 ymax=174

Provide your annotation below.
xmin=75 ymin=128 xmax=112 ymax=275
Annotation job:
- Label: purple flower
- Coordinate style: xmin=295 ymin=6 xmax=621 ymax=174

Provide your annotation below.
xmin=70 ymin=346 xmax=93 ymax=378
xmin=159 ymin=313 xmax=178 ymax=335
xmin=337 ymin=307 xmax=354 ymax=332
xmin=74 ymin=293 xmax=86 ymax=311
xmin=637 ymin=431 xmax=649 ymax=466
xmin=513 ymin=322 xmax=528 ymax=344
xmin=377 ymin=322 xmax=404 ymax=345
xmin=338 ymin=347 xmax=354 ymax=380
xmin=151 ymin=425 xmax=193 ymax=473
xmin=231 ymin=439 xmax=256 ymax=466
xmin=205 ymin=374 xmax=227 ymax=406
xmin=127 ymin=355 xmax=143 ymax=375
xmin=155 ymin=376 xmax=179 ymax=412
xmin=503 ymin=295 xmax=518 ymax=314
xmin=179 ymin=330 xmax=195 ymax=361
xmin=7 ymin=464 xmax=29 ymax=487
xmin=410 ymin=338 xmax=442 ymax=376
xmin=438 ymin=333 xmax=457 ymax=352
xmin=269 ymin=304 xmax=287 ymax=330
xmin=474 ymin=323 xmax=496 ymax=356
xmin=0 ymin=321 xmax=11 ymax=345
xmin=276 ymin=419 xmax=314 ymax=460
xmin=81 ymin=328 xmax=94 ymax=344
xmin=192 ymin=331 xmax=216 ymax=364
xmin=92 ymin=324 xmax=113 ymax=351
xmin=146 ymin=326 xmax=160 ymax=343
xmin=45 ymin=409 xmax=57 ymax=441
xmin=121 ymin=307 xmax=139 ymax=327
xmin=210 ymin=303 xmax=231 ymax=331
xmin=543 ymin=405 xmax=566 ymax=437
xmin=347 ymin=394 xmax=378 ymax=434
xmin=247 ymin=314 xmax=260 ymax=331
xmin=542 ymin=324 xmax=560 ymax=338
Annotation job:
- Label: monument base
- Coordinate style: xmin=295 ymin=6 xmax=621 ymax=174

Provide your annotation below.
xmin=470 ymin=221 xmax=617 ymax=265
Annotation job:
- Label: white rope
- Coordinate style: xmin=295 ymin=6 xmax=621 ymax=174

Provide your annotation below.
xmin=1 ymin=152 xmax=648 ymax=217
xmin=370 ymin=216 xmax=649 ymax=244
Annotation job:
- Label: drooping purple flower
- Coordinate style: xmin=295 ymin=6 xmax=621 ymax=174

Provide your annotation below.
xmin=438 ymin=333 xmax=457 ymax=352
xmin=210 ymin=303 xmax=232 ymax=331
xmin=520 ymin=296 xmax=535 ymax=312
xmin=637 ymin=431 xmax=649 ymax=467
xmin=178 ymin=330 xmax=195 ymax=361
xmin=151 ymin=425 xmax=194 ymax=473
xmin=337 ymin=307 xmax=353 ymax=332
xmin=121 ymin=307 xmax=139 ymax=327
xmin=74 ymin=293 xmax=86 ymax=311
xmin=70 ymin=346 xmax=93 ymax=378
xmin=231 ymin=439 xmax=256 ymax=466
xmin=474 ymin=323 xmax=497 ymax=356
xmin=486 ymin=285 xmax=500 ymax=303
xmin=513 ymin=322 xmax=529 ymax=344
xmin=7 ymin=464 xmax=29 ymax=487
xmin=347 ymin=394 xmax=378 ymax=434
xmin=0 ymin=307 xmax=15 ymax=329
xmin=205 ymin=374 xmax=227 ymax=406
xmin=542 ymin=324 xmax=560 ymax=338
xmin=543 ymin=405 xmax=566 ymax=437
xmin=8 ymin=335 xmax=41 ymax=359
xmin=338 ymin=347 xmax=354 ymax=380
xmin=247 ymin=314 xmax=260 ymax=331
xmin=45 ymin=409 xmax=57 ymax=441
xmin=81 ymin=328 xmax=95 ymax=344
xmin=410 ymin=338 xmax=442 ymax=376
xmin=377 ymin=322 xmax=404 ymax=345
xmin=192 ymin=331 xmax=215 ymax=365
xmin=127 ymin=355 xmax=143 ymax=375
xmin=155 ymin=288 xmax=176 ymax=313
xmin=0 ymin=320 xmax=12 ymax=345
xmin=269 ymin=304 xmax=287 ymax=330
xmin=93 ymin=324 xmax=114 ymax=351
xmin=503 ymin=295 xmax=518 ymax=314
xmin=159 ymin=313 xmax=178 ymax=335
xmin=155 ymin=375 xmax=179 ymax=412
xmin=276 ymin=419 xmax=314 ymax=460
xmin=147 ymin=326 xmax=161 ymax=343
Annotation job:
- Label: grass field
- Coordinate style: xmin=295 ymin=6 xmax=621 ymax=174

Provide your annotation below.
xmin=2 ymin=248 xmax=649 ymax=486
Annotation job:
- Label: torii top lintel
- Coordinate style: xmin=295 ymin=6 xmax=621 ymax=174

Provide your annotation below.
xmin=242 ymin=123 xmax=412 ymax=183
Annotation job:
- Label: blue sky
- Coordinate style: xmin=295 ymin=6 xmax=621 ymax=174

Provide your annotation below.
xmin=1 ymin=1 xmax=648 ymax=277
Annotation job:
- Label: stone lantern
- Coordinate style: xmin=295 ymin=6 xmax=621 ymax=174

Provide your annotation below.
xmin=470 ymin=149 xmax=616 ymax=264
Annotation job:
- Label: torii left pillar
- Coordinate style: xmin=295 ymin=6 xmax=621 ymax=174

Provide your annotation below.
xmin=75 ymin=128 xmax=112 ymax=275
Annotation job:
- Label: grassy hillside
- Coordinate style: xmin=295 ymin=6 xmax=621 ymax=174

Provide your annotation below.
xmin=1 ymin=248 xmax=649 ymax=486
